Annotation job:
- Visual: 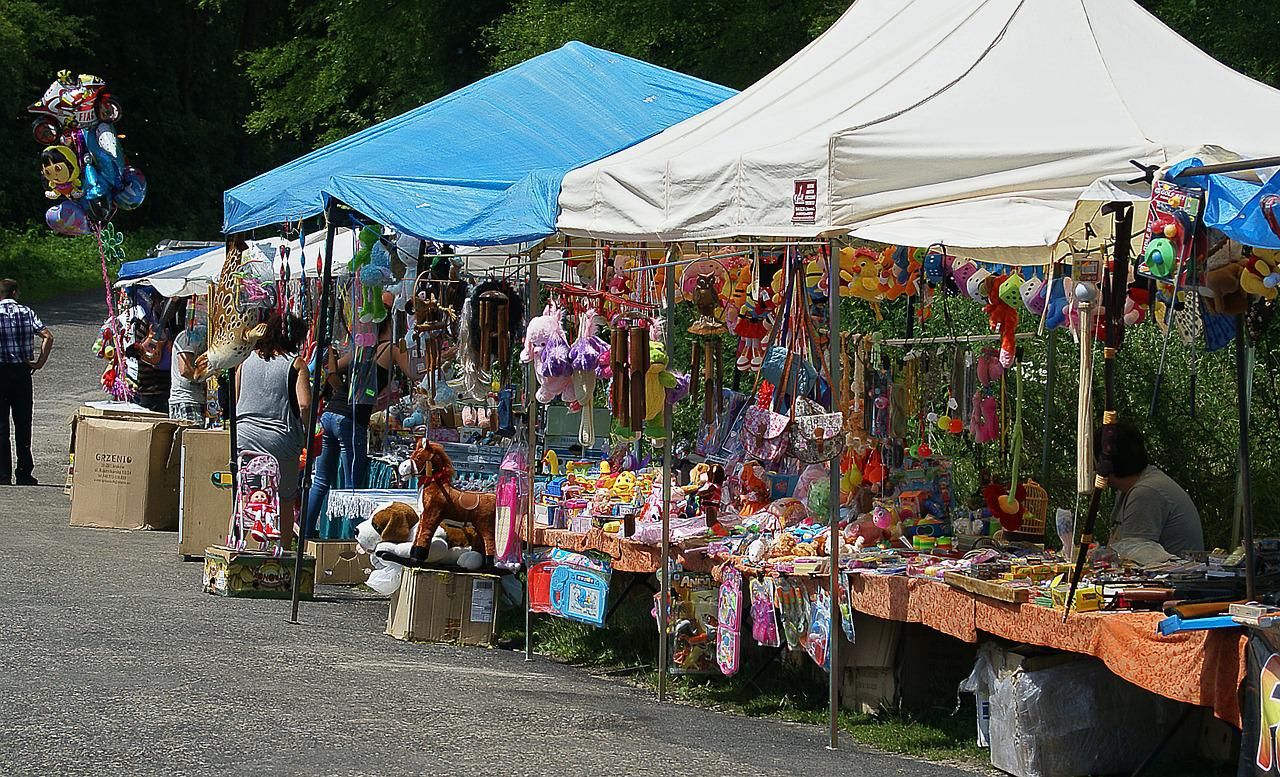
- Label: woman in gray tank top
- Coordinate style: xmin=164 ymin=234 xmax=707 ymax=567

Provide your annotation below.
xmin=235 ymin=313 xmax=311 ymax=548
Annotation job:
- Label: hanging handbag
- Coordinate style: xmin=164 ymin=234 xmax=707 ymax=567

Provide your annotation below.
xmin=790 ymin=396 xmax=845 ymax=463
xmin=741 ymin=404 xmax=791 ymax=464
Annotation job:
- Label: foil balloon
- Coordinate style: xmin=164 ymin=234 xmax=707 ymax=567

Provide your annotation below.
xmin=46 ymin=199 xmax=90 ymax=236
xmin=114 ymin=166 xmax=147 ymax=211
xmin=84 ymin=122 xmax=124 ymax=189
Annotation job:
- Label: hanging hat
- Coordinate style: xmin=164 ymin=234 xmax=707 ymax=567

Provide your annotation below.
xmin=1019 ymin=275 xmax=1047 ymax=315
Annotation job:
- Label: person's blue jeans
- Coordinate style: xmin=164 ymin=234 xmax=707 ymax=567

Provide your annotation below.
xmin=304 ymin=410 xmax=368 ymax=536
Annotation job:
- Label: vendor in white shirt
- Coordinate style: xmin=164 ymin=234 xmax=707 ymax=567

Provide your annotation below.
xmin=1102 ymin=422 xmax=1204 ymax=561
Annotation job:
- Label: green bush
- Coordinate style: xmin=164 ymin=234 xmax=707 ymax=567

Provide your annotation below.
xmin=0 ymin=226 xmax=168 ymax=301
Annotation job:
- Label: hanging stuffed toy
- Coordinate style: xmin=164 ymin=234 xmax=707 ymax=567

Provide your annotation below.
xmin=521 ymin=303 xmax=576 ymax=405
xmin=567 ymin=311 xmax=608 ymax=445
xmin=733 ymin=291 xmax=767 ymax=371
xmin=358 ymin=239 xmax=394 ymax=323
xmin=642 ymin=332 xmax=677 ymax=440
xmin=985 ymin=275 xmax=1019 ymax=367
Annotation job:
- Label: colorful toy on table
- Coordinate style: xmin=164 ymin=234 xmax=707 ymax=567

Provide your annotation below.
xmin=735 ymin=460 xmax=771 ymax=516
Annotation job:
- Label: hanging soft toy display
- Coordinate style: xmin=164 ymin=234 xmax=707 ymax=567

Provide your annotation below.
xmin=986 ymin=274 xmax=1021 ymax=367
xmin=194 ymin=238 xmax=270 ymax=379
xmin=642 ymin=331 xmax=678 ymax=440
xmin=567 ymin=312 xmax=608 ymax=445
xmin=521 ymin=303 xmax=576 ymax=405
xmin=358 ymin=240 xmax=394 ymax=323
xmin=733 ymin=291 xmax=767 ymax=371
xmin=983 ymin=359 xmax=1028 ymax=532
xmin=846 ymin=247 xmax=885 ymax=318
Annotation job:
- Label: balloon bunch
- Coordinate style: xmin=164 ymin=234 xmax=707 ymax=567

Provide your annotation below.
xmin=29 ymin=71 xmax=147 ymax=235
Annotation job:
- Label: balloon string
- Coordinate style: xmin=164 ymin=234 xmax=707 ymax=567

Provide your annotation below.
xmin=94 ymin=225 xmax=131 ymax=401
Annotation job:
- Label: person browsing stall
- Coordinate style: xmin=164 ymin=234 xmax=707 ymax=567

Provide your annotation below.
xmin=1101 ymin=421 xmax=1204 ymax=560
xmin=303 ymin=313 xmax=417 ymax=535
xmin=0 ymin=279 xmax=53 ymax=485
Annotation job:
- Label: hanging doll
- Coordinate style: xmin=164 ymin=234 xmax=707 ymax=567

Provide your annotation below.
xmin=733 ymin=291 xmax=767 ymax=371
xmin=985 ymin=274 xmax=1019 ymax=367
xmin=642 ymin=333 xmax=678 ymax=440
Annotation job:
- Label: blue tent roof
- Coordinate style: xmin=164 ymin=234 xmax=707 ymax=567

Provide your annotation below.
xmin=118 ymin=247 xmax=214 ymax=281
xmin=1169 ymin=158 xmax=1280 ymax=250
xmin=223 ymin=42 xmax=735 ymax=245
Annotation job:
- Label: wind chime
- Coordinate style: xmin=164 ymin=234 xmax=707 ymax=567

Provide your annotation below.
xmin=477 ymin=286 xmax=511 ymax=388
xmin=687 ymin=270 xmax=726 ymax=424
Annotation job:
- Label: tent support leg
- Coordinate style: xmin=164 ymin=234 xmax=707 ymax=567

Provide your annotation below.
xmin=526 ymin=248 xmax=540 ymax=661
xmin=827 ymin=240 xmax=842 ymax=750
xmin=658 ymin=244 xmax=676 ymax=701
xmin=289 ymin=203 xmax=340 ymax=623
xmin=1236 ymin=314 xmax=1257 ymax=601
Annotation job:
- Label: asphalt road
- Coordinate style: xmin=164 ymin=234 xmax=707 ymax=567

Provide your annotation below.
xmin=0 ymin=292 xmax=979 ymax=776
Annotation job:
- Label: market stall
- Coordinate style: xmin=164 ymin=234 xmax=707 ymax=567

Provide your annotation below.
xmin=209 ymin=42 xmax=734 ymax=617
xmin=547 ymin=0 xmax=1280 ymax=760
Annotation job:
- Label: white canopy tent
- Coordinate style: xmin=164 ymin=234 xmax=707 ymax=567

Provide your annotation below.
xmin=120 ymin=229 xmax=358 ymax=297
xmin=557 ymin=0 xmax=1280 ymax=263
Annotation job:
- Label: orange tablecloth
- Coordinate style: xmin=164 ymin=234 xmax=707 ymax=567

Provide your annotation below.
xmin=849 ymin=574 xmax=1245 ymax=726
xmin=529 ymin=528 xmax=1246 ymax=726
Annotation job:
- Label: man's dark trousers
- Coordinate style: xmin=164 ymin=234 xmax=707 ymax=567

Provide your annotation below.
xmin=0 ymin=363 xmax=34 ymax=480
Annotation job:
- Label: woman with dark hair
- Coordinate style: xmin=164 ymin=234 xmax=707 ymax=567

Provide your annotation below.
xmin=235 ymin=312 xmax=310 ymax=548
xmin=303 ymin=313 xmax=416 ymax=535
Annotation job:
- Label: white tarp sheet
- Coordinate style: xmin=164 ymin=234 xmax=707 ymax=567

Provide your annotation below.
xmin=557 ymin=0 xmax=1280 ymax=263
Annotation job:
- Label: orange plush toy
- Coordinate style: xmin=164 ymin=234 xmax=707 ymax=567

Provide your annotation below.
xmin=984 ymin=275 xmax=1020 ymax=367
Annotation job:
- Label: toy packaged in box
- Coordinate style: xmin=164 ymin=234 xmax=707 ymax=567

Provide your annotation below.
xmin=202 ymin=545 xmax=315 ymax=599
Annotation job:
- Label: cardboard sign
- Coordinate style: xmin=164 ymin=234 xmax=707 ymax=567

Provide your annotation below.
xmin=792 ymin=179 xmax=818 ymax=224
xmin=528 ymin=548 xmax=612 ymax=627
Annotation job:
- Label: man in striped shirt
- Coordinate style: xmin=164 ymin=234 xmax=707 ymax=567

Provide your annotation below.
xmin=0 ymin=279 xmax=54 ymax=485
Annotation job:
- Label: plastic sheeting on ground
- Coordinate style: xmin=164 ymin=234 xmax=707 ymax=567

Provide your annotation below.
xmin=557 ymin=0 xmax=1280 ymax=264
xmin=223 ymin=42 xmax=734 ymax=246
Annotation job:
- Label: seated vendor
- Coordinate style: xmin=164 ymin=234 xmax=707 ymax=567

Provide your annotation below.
xmin=1102 ymin=422 xmax=1204 ymax=559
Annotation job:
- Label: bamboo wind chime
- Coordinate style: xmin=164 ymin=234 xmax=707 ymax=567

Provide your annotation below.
xmin=688 ymin=271 xmax=726 ymax=425
xmin=478 ymin=287 xmax=511 ymax=387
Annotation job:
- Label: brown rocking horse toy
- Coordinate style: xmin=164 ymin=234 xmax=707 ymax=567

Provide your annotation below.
xmin=407 ymin=439 xmax=498 ymax=566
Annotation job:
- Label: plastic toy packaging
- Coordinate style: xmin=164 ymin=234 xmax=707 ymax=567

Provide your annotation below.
xmin=804 ymin=588 xmax=833 ymax=672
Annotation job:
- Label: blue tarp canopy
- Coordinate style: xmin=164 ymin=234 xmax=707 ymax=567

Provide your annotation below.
xmin=118 ymin=247 xmax=215 ymax=281
xmin=1169 ymin=158 xmax=1280 ymax=250
xmin=223 ymin=42 xmax=735 ymax=246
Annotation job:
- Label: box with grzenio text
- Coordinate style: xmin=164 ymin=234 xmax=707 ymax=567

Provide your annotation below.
xmin=70 ymin=417 xmax=183 ymax=530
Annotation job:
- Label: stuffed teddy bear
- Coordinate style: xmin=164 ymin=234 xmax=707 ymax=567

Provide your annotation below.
xmin=1204 ymin=260 xmax=1248 ymax=315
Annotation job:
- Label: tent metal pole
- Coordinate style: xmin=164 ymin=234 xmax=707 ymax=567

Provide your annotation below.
xmin=1236 ymin=315 xmax=1257 ymax=601
xmin=1041 ymin=329 xmax=1056 ymax=480
xmin=289 ymin=202 xmax=340 ymax=623
xmin=1175 ymin=156 xmax=1280 ymax=178
xmin=658 ymin=244 xmax=676 ymax=701
xmin=526 ymin=247 xmax=540 ymax=661
xmin=827 ymin=241 xmax=842 ymax=750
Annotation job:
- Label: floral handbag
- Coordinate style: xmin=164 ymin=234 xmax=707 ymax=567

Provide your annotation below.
xmin=742 ymin=405 xmax=791 ymax=465
xmin=790 ymin=396 xmax=845 ymax=464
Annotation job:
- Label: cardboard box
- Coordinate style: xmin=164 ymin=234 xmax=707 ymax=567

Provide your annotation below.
xmin=70 ymin=416 xmax=183 ymax=530
xmin=178 ymin=429 xmax=233 ymax=558
xmin=307 ymin=540 xmax=373 ymax=586
xmin=66 ymin=403 xmax=168 ymax=492
xmin=202 ymin=545 xmax=315 ymax=599
xmin=842 ymin=666 xmax=897 ymax=714
xmin=387 ymin=568 xmax=499 ymax=646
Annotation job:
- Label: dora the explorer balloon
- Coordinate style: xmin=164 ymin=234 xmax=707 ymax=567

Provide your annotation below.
xmin=40 ymin=145 xmax=82 ymax=200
